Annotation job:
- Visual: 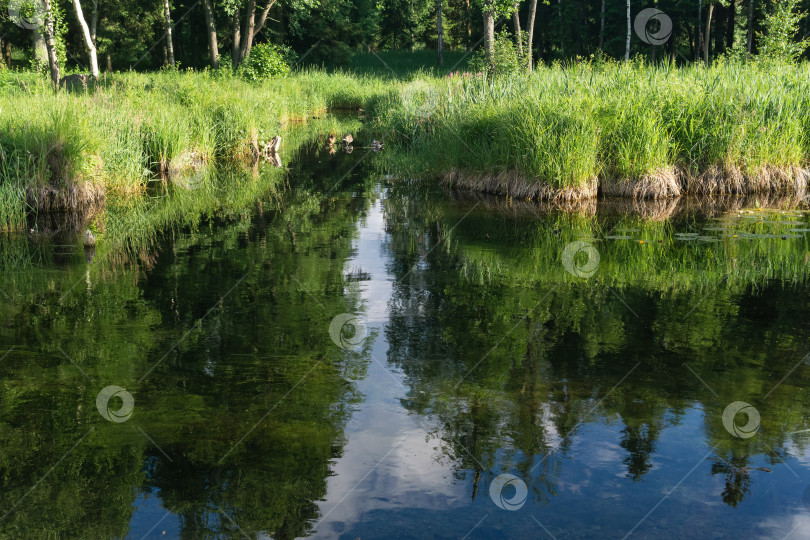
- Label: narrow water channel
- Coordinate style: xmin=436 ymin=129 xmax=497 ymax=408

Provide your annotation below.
xmin=2 ymin=141 xmax=810 ymax=539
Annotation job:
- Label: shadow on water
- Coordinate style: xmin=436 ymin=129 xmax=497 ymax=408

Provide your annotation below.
xmin=2 ymin=123 xmax=810 ymax=538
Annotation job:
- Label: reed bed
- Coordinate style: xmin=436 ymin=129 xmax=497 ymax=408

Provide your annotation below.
xmin=0 ymin=69 xmax=385 ymax=231
xmin=2 ymin=61 xmax=810 ymax=233
xmin=380 ymin=60 xmax=810 ymax=201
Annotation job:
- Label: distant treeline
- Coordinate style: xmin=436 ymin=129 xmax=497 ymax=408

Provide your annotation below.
xmin=0 ymin=0 xmax=808 ymax=75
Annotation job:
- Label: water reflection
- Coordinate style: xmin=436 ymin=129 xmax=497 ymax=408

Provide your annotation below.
xmin=1 ymin=146 xmax=810 ymax=538
xmin=372 ymin=183 xmax=810 ymax=538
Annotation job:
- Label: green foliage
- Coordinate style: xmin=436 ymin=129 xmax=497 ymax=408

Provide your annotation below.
xmin=758 ymin=0 xmax=810 ymax=62
xmin=238 ymin=44 xmax=294 ymax=82
xmin=469 ymin=28 xmax=523 ymax=75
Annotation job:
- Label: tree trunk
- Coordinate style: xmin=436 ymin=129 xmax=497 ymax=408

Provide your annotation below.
xmin=72 ymin=0 xmax=100 ymax=78
xmin=687 ymin=20 xmax=695 ymax=59
xmin=42 ymin=0 xmax=60 ymax=88
xmin=202 ymin=0 xmax=219 ymax=68
xmin=697 ymin=0 xmax=703 ymax=61
xmin=437 ymin=0 xmax=444 ymax=66
xmin=625 ymin=0 xmax=631 ymax=60
xmin=746 ymin=0 xmax=753 ymax=58
xmin=106 ymin=53 xmax=112 ymax=71
xmin=599 ymin=0 xmax=605 ymax=49
xmin=90 ymin=0 xmax=98 ymax=43
xmin=232 ymin=10 xmax=241 ymax=67
xmin=576 ymin=0 xmax=584 ymax=56
xmin=465 ymin=0 xmax=472 ymax=49
xmin=239 ymin=0 xmax=256 ymax=62
xmin=513 ymin=2 xmax=523 ymax=58
xmin=558 ymin=0 xmax=564 ymax=56
xmin=163 ymin=0 xmax=175 ymax=66
xmin=526 ymin=0 xmax=538 ymax=71
xmin=726 ymin=0 xmax=735 ymax=50
xmin=33 ymin=28 xmax=48 ymax=70
xmin=704 ymin=3 xmax=714 ymax=63
xmin=3 ymin=41 xmax=11 ymax=68
xmin=484 ymin=6 xmax=495 ymax=71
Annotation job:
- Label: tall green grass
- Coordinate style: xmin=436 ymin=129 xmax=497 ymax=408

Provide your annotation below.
xmin=0 ymin=69 xmax=387 ymax=230
xmin=2 ymin=60 xmax=810 ymax=231
xmin=378 ymin=59 xmax=810 ymax=197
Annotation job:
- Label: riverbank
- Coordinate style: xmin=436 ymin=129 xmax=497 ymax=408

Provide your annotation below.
xmin=381 ymin=60 xmax=810 ymax=201
xmin=2 ymin=60 xmax=810 ymax=234
xmin=0 ymin=69 xmax=383 ymax=231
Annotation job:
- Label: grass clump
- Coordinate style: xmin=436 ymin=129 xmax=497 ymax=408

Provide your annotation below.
xmin=381 ymin=59 xmax=810 ymax=201
xmin=0 ymin=69 xmax=385 ymax=230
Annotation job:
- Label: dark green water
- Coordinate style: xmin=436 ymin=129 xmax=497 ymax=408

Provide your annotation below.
xmin=2 ymin=143 xmax=810 ymax=539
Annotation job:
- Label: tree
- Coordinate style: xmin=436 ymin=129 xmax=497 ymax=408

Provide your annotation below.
xmin=33 ymin=24 xmax=48 ymax=69
xmin=72 ymin=0 xmax=100 ymax=77
xmin=227 ymin=0 xmax=278 ymax=67
xmin=625 ymin=0 xmax=630 ymax=60
xmin=480 ymin=0 xmax=512 ymax=70
xmin=512 ymin=1 xmax=523 ymax=58
xmin=40 ymin=0 xmax=60 ymax=86
xmin=526 ymin=0 xmax=538 ymax=71
xmin=380 ymin=0 xmax=417 ymax=49
xmin=202 ymin=0 xmax=219 ymax=68
xmin=162 ymin=0 xmax=175 ymax=65
xmin=746 ymin=0 xmax=754 ymax=57
xmin=704 ymin=1 xmax=730 ymax=62
xmin=483 ymin=0 xmax=496 ymax=68
xmin=598 ymin=0 xmax=605 ymax=50
xmin=697 ymin=0 xmax=703 ymax=61
xmin=758 ymin=0 xmax=809 ymax=62
xmin=438 ymin=0 xmax=444 ymax=65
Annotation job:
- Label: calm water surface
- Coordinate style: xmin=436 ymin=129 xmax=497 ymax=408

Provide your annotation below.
xmin=2 ymin=144 xmax=810 ymax=539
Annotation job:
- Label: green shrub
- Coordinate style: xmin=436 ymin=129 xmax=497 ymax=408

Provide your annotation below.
xmin=238 ymin=44 xmax=294 ymax=82
xmin=469 ymin=29 xmax=524 ymax=76
xmin=758 ymin=0 xmax=810 ymax=63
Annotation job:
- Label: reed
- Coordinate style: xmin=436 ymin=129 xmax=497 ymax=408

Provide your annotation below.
xmin=2 ymin=60 xmax=810 ymax=231
xmin=379 ymin=59 xmax=810 ymax=201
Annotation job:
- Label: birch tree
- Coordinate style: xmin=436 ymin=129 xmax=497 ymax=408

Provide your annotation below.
xmin=43 ymin=0 xmax=60 ymax=86
xmin=163 ymin=0 xmax=174 ymax=65
xmin=625 ymin=0 xmax=631 ymax=60
xmin=526 ymin=0 xmax=538 ymax=71
xmin=72 ymin=0 xmax=99 ymax=77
